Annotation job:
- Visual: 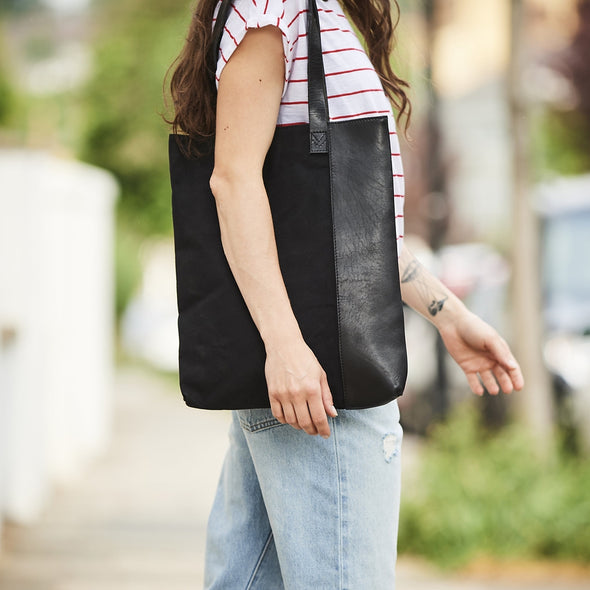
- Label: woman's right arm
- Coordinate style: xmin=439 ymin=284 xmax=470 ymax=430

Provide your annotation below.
xmin=210 ymin=26 xmax=337 ymax=438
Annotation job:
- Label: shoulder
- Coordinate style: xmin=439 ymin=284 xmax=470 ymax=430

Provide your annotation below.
xmin=225 ymin=0 xmax=307 ymax=27
xmin=216 ymin=0 xmax=308 ymax=93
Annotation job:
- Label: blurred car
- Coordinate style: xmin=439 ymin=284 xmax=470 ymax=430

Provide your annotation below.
xmin=538 ymin=174 xmax=590 ymax=451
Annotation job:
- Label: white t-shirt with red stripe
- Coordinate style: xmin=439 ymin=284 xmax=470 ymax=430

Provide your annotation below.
xmin=214 ymin=0 xmax=405 ymax=249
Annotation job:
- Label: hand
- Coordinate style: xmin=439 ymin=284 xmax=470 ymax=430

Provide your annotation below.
xmin=438 ymin=310 xmax=524 ymax=395
xmin=265 ymin=338 xmax=338 ymax=437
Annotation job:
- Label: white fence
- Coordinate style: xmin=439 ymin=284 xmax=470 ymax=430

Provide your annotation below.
xmin=0 ymin=150 xmax=117 ymax=547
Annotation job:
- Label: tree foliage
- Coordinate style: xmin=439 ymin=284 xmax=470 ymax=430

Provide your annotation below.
xmin=0 ymin=43 xmax=12 ymax=124
xmin=541 ymin=0 xmax=590 ymax=175
xmin=0 ymin=0 xmax=40 ymax=13
xmin=80 ymin=0 xmax=192 ymax=235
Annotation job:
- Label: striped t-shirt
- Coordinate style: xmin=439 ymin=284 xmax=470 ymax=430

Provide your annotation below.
xmin=214 ymin=0 xmax=405 ymax=249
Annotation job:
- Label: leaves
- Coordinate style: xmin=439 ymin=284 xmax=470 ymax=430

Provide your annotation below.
xmin=79 ymin=0 xmax=191 ymax=235
xmin=399 ymin=404 xmax=590 ymax=568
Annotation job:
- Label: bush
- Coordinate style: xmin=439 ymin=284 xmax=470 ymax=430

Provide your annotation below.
xmin=398 ymin=404 xmax=590 ymax=568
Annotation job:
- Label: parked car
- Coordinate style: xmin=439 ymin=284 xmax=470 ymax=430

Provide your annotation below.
xmin=538 ymin=174 xmax=590 ymax=451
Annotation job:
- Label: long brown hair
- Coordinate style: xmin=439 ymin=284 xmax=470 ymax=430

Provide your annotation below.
xmin=166 ymin=0 xmax=411 ymax=141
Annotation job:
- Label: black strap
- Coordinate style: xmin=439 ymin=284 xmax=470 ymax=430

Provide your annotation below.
xmin=208 ymin=0 xmax=234 ymax=80
xmin=209 ymin=0 xmax=328 ymax=155
xmin=307 ymin=0 xmax=329 ymax=153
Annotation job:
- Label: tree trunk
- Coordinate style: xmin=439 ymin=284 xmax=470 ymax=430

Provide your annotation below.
xmin=508 ymin=0 xmax=554 ymax=442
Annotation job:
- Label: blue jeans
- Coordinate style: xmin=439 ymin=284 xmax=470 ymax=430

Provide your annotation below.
xmin=204 ymin=399 xmax=403 ymax=589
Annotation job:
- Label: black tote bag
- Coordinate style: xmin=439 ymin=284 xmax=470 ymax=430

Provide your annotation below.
xmin=169 ymin=0 xmax=407 ymax=410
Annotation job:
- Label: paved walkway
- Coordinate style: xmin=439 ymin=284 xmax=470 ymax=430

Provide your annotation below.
xmin=0 ymin=367 xmax=588 ymax=590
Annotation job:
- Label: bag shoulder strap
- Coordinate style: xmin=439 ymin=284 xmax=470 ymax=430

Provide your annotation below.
xmin=209 ymin=0 xmax=329 ymax=154
xmin=208 ymin=0 xmax=234 ymax=79
xmin=307 ymin=0 xmax=329 ymax=153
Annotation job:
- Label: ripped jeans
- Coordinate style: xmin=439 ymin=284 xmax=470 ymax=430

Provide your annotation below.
xmin=203 ymin=399 xmax=403 ymax=590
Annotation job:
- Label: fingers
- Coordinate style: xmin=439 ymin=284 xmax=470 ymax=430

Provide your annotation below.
xmin=269 ymin=375 xmax=335 ymax=438
xmin=480 ymin=370 xmax=500 ymax=395
xmin=294 ymin=402 xmax=319 ymax=436
xmin=321 ymin=372 xmax=338 ymax=418
xmin=274 ymin=397 xmax=328 ymax=437
xmin=308 ymin=396 xmax=331 ymax=438
xmin=508 ymin=361 xmax=525 ymax=391
xmin=488 ymin=336 xmax=524 ymax=391
xmin=281 ymin=403 xmax=301 ymax=430
xmin=467 ymin=373 xmax=484 ymax=396
xmin=270 ymin=399 xmax=286 ymax=423
xmin=468 ymin=364 xmax=524 ymax=397
xmin=493 ymin=365 xmax=515 ymax=394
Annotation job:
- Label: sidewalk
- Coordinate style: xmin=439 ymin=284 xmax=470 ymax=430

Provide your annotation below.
xmin=0 ymin=367 xmax=588 ymax=590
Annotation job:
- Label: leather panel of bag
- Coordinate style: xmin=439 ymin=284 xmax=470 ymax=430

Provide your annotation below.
xmin=169 ymin=0 xmax=407 ymax=410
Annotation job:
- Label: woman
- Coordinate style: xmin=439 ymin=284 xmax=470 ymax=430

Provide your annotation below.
xmin=168 ymin=0 xmax=524 ymax=588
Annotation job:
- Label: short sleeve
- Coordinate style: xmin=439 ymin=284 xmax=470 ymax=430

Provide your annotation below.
xmin=214 ymin=0 xmax=305 ymax=97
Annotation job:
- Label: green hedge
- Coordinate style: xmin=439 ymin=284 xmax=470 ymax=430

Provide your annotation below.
xmin=398 ymin=405 xmax=590 ymax=568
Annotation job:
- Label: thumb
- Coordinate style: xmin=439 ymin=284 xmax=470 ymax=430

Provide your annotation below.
xmin=321 ymin=373 xmax=338 ymax=417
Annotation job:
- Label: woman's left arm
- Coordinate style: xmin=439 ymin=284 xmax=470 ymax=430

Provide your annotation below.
xmin=399 ymin=245 xmax=525 ymax=395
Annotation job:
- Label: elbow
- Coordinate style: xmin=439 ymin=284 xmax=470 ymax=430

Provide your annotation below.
xmin=209 ymin=168 xmax=246 ymax=205
xmin=210 ymin=167 xmax=263 ymax=204
xmin=209 ymin=169 xmax=229 ymax=202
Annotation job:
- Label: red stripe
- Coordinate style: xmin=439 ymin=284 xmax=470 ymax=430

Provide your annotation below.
xmin=391 ymin=153 xmax=401 ymax=156
xmin=321 ymin=8 xmax=347 ymax=19
xmin=276 ymin=121 xmax=307 ymax=127
xmin=325 ymin=47 xmax=365 ymax=56
xmin=289 ymin=67 xmax=374 ymax=84
xmin=233 ymin=5 xmax=247 ymax=23
xmin=329 ymin=88 xmax=383 ymax=99
xmin=395 ymin=215 xmax=404 ymax=218
xmin=393 ymin=174 xmax=404 ymax=178
xmin=323 ymin=27 xmax=350 ymax=33
xmin=326 ymin=67 xmax=374 ymax=78
xmin=293 ymin=47 xmax=365 ymax=61
xmin=264 ymin=0 xmax=269 ymax=14
xmin=288 ymin=9 xmax=307 ymax=28
xmin=224 ymin=26 xmax=238 ymax=47
xmin=281 ymin=90 xmax=384 ymax=105
xmin=331 ymin=109 xmax=389 ymax=121
xmin=393 ymin=194 xmax=404 ymax=198
xmin=292 ymin=28 xmax=352 ymax=44
xmin=288 ymin=8 xmax=348 ymax=28
xmin=396 ymin=235 xmax=404 ymax=240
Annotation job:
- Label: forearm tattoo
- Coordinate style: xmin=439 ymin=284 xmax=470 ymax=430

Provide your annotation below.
xmin=427 ymin=296 xmax=448 ymax=317
xmin=401 ymin=259 xmax=420 ymax=283
xmin=400 ymin=256 xmax=449 ymax=317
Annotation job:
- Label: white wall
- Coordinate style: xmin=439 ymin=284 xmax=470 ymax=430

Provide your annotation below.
xmin=0 ymin=150 xmax=117 ymax=539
